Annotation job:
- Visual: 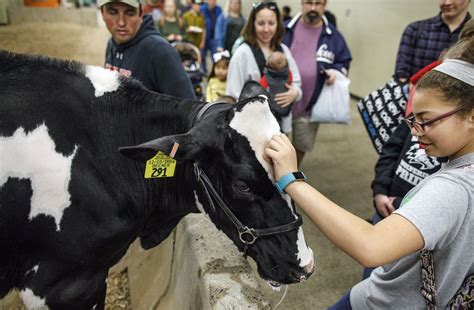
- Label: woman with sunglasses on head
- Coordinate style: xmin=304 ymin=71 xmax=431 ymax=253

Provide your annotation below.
xmin=265 ymin=41 xmax=474 ymax=309
xmin=226 ymin=2 xmax=302 ymax=133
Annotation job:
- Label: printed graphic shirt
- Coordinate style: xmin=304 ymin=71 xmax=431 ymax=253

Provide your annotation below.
xmin=371 ymin=122 xmax=447 ymax=209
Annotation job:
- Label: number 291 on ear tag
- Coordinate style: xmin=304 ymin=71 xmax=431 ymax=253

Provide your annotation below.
xmin=144 ymin=152 xmax=176 ymax=178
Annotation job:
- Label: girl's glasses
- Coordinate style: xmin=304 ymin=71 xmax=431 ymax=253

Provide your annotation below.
xmin=404 ymin=107 xmax=464 ymax=133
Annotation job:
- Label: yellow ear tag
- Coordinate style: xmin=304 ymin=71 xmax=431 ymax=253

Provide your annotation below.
xmin=144 ymin=152 xmax=176 ymax=178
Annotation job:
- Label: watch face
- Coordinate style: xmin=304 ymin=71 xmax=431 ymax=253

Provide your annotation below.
xmin=293 ymin=171 xmax=306 ymax=180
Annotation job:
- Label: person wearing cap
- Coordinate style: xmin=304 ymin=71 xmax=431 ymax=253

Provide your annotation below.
xmin=100 ymin=0 xmax=196 ymax=99
xmin=283 ymin=0 xmax=351 ymax=165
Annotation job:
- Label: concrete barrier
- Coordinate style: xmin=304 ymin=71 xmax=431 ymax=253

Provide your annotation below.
xmin=112 ymin=214 xmax=271 ymax=309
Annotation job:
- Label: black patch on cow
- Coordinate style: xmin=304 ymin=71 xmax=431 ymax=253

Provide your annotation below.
xmin=1 ymin=50 xmax=312 ymax=305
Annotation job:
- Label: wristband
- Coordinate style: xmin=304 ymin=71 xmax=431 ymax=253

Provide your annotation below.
xmin=275 ymin=172 xmax=307 ymax=193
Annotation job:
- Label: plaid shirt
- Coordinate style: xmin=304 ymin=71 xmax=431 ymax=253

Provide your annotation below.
xmin=395 ymin=13 xmax=471 ymax=79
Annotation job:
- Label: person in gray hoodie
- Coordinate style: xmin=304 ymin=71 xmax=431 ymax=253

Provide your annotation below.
xmin=100 ymin=0 xmax=195 ymax=99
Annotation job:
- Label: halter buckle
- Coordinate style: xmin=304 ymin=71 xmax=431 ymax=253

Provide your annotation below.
xmin=239 ymin=226 xmax=257 ymax=245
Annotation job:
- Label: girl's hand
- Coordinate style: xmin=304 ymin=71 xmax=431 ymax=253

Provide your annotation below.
xmin=265 ymin=134 xmax=298 ymax=180
xmin=274 ymin=83 xmax=298 ymax=107
xmin=374 ymin=194 xmax=396 ymax=217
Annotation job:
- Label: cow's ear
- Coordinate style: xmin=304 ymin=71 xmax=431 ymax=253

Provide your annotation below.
xmin=237 ymin=80 xmax=273 ymax=110
xmin=238 ymin=81 xmax=272 ymax=101
xmin=119 ymin=133 xmax=199 ymax=162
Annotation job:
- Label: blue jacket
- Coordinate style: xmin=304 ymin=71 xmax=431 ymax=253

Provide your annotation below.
xmin=284 ymin=13 xmax=352 ymax=111
xmin=215 ymin=13 xmax=226 ymax=50
xmin=200 ymin=3 xmax=222 ymax=45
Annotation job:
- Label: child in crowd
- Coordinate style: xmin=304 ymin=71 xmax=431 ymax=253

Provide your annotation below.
xmin=206 ymin=50 xmax=230 ymax=102
xmin=183 ymin=0 xmax=206 ymax=50
xmin=156 ymin=0 xmax=183 ymax=43
xmin=265 ymin=43 xmax=473 ymax=309
xmin=259 ymin=51 xmax=293 ymax=117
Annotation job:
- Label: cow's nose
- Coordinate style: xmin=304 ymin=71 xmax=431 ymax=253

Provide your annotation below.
xmin=304 ymin=259 xmax=314 ymax=274
xmin=291 ymin=260 xmax=314 ymax=283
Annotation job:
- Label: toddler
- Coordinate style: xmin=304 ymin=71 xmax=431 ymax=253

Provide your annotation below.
xmin=259 ymin=51 xmax=293 ymax=116
xmin=206 ymin=50 xmax=230 ymax=102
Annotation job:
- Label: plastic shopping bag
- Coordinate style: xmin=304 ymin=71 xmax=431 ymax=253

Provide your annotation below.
xmin=310 ymin=70 xmax=351 ymax=124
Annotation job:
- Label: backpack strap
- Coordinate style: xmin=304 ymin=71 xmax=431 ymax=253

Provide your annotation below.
xmin=421 ymin=243 xmax=474 ymax=309
xmin=246 ymin=41 xmax=284 ymax=76
xmin=420 ymin=250 xmax=437 ymax=309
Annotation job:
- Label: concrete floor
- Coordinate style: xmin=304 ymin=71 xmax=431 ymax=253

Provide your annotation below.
xmin=0 ymin=21 xmax=378 ymax=309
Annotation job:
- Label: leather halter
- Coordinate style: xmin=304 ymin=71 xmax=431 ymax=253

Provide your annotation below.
xmin=192 ymin=97 xmax=303 ymax=250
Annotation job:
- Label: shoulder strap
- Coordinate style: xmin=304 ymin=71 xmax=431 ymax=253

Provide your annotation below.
xmin=246 ymin=42 xmax=284 ymax=76
xmin=246 ymin=42 xmax=266 ymax=75
xmin=420 ymin=250 xmax=437 ymax=309
xmin=421 ymin=249 xmax=474 ymax=309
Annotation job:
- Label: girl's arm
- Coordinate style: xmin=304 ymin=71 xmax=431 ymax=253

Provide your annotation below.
xmin=265 ymin=134 xmax=424 ymax=267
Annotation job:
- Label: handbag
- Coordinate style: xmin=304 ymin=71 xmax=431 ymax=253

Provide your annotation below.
xmin=310 ymin=70 xmax=351 ymax=125
xmin=420 ymin=250 xmax=474 ymax=309
xmin=356 ymin=78 xmax=408 ymax=154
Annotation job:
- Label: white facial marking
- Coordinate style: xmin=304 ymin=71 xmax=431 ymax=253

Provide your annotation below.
xmin=296 ymin=228 xmax=313 ymax=268
xmin=85 ymin=65 xmax=120 ymax=97
xmin=230 ymin=98 xmax=314 ymax=269
xmin=0 ymin=124 xmax=77 ymax=231
xmin=25 ymin=264 xmax=39 ymax=277
xmin=20 ymin=288 xmax=47 ymax=309
xmin=229 ymin=97 xmax=280 ymax=182
xmin=193 ymin=190 xmax=207 ymax=215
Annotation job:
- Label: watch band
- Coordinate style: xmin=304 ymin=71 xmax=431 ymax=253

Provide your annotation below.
xmin=275 ymin=172 xmax=307 ymax=193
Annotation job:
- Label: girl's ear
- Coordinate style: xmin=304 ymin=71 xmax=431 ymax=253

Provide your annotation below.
xmin=468 ymin=111 xmax=474 ymax=129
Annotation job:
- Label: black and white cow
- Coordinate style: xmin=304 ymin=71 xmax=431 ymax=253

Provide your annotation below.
xmin=0 ymin=50 xmax=314 ymax=309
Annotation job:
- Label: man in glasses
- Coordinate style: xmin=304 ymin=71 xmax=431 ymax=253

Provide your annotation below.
xmin=283 ymin=0 xmax=352 ymax=165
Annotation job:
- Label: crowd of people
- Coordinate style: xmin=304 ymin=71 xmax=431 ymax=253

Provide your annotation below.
xmin=98 ymin=0 xmax=473 ymax=308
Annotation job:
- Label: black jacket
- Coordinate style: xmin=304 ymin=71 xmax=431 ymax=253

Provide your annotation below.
xmin=371 ymin=122 xmax=447 ymax=209
xmin=105 ymin=15 xmax=195 ymax=100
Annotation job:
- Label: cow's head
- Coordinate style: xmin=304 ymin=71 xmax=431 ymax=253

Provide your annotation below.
xmin=119 ymin=82 xmax=314 ymax=286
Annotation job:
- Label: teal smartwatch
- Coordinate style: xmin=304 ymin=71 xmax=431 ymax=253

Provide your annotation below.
xmin=275 ymin=172 xmax=307 ymax=193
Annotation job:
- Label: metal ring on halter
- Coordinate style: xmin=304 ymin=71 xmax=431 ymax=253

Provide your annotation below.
xmin=239 ymin=227 xmax=258 ymax=245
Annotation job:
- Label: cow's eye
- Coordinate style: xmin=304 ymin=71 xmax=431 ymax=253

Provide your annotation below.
xmin=234 ymin=181 xmax=250 ymax=194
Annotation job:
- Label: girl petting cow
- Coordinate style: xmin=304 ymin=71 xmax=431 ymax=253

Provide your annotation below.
xmin=265 ymin=40 xmax=473 ymax=309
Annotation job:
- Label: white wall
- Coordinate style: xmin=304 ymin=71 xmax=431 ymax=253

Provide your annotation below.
xmin=218 ymin=0 xmax=472 ymax=97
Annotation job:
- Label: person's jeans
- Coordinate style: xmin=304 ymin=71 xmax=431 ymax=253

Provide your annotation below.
xmin=327 ymin=290 xmax=352 ymax=310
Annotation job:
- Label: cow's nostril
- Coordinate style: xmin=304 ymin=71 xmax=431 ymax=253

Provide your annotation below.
xmin=291 ymin=271 xmax=309 ymax=282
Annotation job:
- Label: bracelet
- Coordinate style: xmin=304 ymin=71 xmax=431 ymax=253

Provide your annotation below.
xmin=275 ymin=172 xmax=307 ymax=193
